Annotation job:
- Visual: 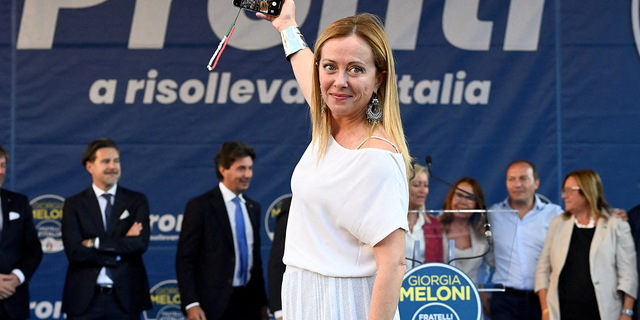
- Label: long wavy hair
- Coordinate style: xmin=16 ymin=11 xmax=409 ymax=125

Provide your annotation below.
xmin=439 ymin=177 xmax=485 ymax=235
xmin=309 ymin=13 xmax=412 ymax=177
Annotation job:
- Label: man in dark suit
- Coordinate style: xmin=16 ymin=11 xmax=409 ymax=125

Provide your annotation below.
xmin=267 ymin=196 xmax=291 ymax=320
xmin=0 ymin=145 xmax=43 ymax=320
xmin=61 ymin=138 xmax=151 ymax=320
xmin=176 ymin=141 xmax=268 ymax=320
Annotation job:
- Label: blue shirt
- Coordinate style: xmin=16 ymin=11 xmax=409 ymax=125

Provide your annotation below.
xmin=489 ymin=195 xmax=563 ymax=290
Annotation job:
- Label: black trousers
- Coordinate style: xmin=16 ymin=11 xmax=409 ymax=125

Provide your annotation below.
xmin=0 ymin=303 xmax=24 ymax=320
xmin=67 ymin=288 xmax=140 ymax=320
xmin=490 ymin=289 xmax=541 ymax=320
xmin=219 ymin=286 xmax=262 ymax=320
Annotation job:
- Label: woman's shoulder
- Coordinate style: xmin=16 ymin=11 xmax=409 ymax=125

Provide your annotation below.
xmin=357 ymin=128 xmax=399 ymax=153
xmin=605 ymin=214 xmax=631 ymax=231
xmin=359 ymin=137 xmax=399 ymax=153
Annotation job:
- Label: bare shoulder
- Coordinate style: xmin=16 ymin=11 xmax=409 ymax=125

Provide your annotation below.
xmin=359 ymin=130 xmax=399 ymax=153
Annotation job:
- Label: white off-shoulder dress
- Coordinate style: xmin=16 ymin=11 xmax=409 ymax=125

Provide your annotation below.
xmin=282 ymin=136 xmax=409 ymax=320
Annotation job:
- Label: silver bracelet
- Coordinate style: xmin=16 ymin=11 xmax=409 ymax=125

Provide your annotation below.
xmin=280 ymin=26 xmax=308 ymax=61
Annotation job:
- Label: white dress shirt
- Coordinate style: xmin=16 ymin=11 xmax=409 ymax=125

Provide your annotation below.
xmin=92 ymin=183 xmax=118 ymax=286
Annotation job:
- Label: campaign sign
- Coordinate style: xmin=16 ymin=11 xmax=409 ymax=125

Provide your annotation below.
xmin=144 ymin=279 xmax=185 ymax=320
xmin=399 ymin=263 xmax=481 ymax=320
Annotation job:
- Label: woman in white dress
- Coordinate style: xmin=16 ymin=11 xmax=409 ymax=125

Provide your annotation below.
xmin=440 ymin=177 xmax=490 ymax=283
xmin=258 ymin=1 xmax=412 ymax=319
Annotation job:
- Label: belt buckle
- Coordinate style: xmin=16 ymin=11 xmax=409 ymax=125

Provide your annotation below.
xmin=98 ymin=285 xmax=114 ymax=294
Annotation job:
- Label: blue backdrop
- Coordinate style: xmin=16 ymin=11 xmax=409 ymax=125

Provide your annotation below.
xmin=2 ymin=0 xmax=640 ymax=319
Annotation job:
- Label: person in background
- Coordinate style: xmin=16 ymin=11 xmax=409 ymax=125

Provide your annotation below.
xmin=486 ymin=160 xmax=563 ymax=320
xmin=176 ymin=141 xmax=268 ymax=320
xmin=535 ymin=169 xmax=637 ymax=320
xmin=406 ymin=164 xmax=443 ymax=270
xmin=0 ymin=144 xmax=43 ymax=320
xmin=267 ymin=196 xmax=292 ymax=320
xmin=61 ymin=138 xmax=151 ymax=320
xmin=439 ymin=177 xmax=490 ymax=283
xmin=628 ymin=203 xmax=640 ymax=320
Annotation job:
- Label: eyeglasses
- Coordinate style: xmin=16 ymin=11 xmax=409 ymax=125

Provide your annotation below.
xmin=453 ymin=192 xmax=476 ymax=202
xmin=561 ymin=186 xmax=581 ymax=194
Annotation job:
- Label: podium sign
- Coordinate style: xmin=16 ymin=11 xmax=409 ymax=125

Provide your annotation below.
xmin=399 ymin=263 xmax=481 ymax=320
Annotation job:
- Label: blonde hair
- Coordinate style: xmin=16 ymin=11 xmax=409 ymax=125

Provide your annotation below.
xmin=562 ymin=169 xmax=610 ymax=221
xmin=309 ymin=13 xmax=412 ymax=177
xmin=409 ymin=164 xmax=428 ymax=211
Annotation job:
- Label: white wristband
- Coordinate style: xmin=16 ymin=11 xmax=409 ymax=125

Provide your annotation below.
xmin=280 ymin=26 xmax=309 ymax=61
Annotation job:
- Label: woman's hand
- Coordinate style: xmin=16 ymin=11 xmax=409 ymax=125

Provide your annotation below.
xmin=256 ymin=0 xmax=297 ymax=32
xmin=542 ymin=310 xmax=550 ymax=320
xmin=538 ymin=289 xmax=549 ymax=320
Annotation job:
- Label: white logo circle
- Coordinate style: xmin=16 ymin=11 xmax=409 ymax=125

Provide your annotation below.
xmin=633 ymin=0 xmax=640 ymax=58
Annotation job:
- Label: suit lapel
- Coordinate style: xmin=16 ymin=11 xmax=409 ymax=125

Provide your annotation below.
xmin=108 ymin=187 xmax=127 ymax=235
xmin=245 ymin=200 xmax=259 ymax=231
xmin=556 ymin=217 xmax=575 ymax=270
xmin=211 ymin=187 xmax=234 ymax=248
xmin=84 ymin=188 xmax=108 ymax=235
xmin=589 ymin=217 xmax=607 ymax=267
xmin=0 ymin=189 xmax=9 ymax=242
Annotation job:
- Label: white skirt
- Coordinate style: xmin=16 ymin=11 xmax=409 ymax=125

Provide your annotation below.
xmin=282 ymin=266 xmax=400 ymax=320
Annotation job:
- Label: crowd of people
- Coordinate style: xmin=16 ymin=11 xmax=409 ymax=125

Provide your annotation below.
xmin=396 ymin=159 xmax=639 ymax=320
xmin=1 ymin=0 xmax=639 ymax=319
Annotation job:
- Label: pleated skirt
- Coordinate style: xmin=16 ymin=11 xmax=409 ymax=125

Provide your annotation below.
xmin=282 ymin=266 xmax=400 ymax=320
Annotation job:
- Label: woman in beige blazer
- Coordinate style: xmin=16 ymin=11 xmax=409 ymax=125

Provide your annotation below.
xmin=535 ymin=169 xmax=637 ymax=320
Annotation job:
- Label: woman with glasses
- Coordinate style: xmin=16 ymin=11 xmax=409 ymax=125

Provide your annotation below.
xmin=439 ymin=177 xmax=490 ymax=283
xmin=535 ymin=169 xmax=637 ymax=320
xmin=406 ymin=164 xmax=443 ymax=270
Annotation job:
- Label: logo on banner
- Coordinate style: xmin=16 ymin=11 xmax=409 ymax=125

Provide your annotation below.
xmin=399 ymin=263 xmax=481 ymax=320
xmin=30 ymin=194 xmax=65 ymax=253
xmin=143 ymin=280 xmax=185 ymax=320
xmin=150 ymin=213 xmax=183 ymax=242
xmin=264 ymin=194 xmax=292 ymax=241
xmin=633 ymin=0 xmax=640 ymax=59
xmin=29 ymin=301 xmax=63 ymax=319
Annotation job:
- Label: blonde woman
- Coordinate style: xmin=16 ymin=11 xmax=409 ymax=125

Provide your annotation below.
xmin=406 ymin=164 xmax=443 ymax=269
xmin=535 ymin=169 xmax=637 ymax=320
xmin=259 ymin=0 xmax=411 ymax=318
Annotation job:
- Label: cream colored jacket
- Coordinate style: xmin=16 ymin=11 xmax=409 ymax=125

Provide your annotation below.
xmin=535 ymin=213 xmax=638 ymax=320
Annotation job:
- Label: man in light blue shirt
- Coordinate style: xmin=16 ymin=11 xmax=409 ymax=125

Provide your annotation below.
xmin=485 ymin=160 xmax=563 ymax=320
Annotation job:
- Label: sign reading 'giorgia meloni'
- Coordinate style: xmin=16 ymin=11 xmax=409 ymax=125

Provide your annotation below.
xmin=399 ymin=263 xmax=481 ymax=320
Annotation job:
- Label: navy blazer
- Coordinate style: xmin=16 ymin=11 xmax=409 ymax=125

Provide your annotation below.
xmin=176 ymin=186 xmax=267 ymax=319
xmin=0 ymin=189 xmax=43 ymax=319
xmin=61 ymin=186 xmax=152 ymax=316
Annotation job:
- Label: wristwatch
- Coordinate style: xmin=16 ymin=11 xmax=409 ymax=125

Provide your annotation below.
xmin=622 ymin=309 xmax=634 ymax=317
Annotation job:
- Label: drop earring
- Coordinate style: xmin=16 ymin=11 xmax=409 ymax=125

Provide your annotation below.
xmin=366 ymin=92 xmax=382 ymax=122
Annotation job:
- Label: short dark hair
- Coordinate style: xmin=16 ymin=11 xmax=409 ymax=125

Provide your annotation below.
xmin=214 ymin=141 xmax=256 ymax=181
xmin=81 ymin=138 xmax=119 ymax=166
xmin=507 ymin=159 xmax=539 ymax=181
xmin=0 ymin=144 xmax=8 ymax=163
